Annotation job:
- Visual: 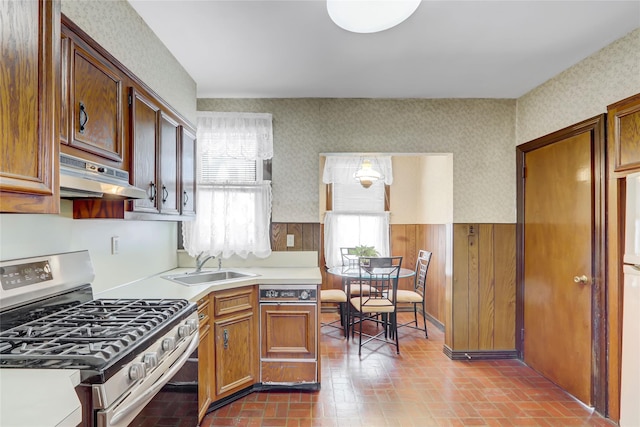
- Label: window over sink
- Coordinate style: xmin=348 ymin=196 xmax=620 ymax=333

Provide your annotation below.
xmin=182 ymin=113 xmax=273 ymax=259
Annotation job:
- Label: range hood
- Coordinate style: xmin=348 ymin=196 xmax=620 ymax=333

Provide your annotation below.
xmin=59 ymin=153 xmax=147 ymax=199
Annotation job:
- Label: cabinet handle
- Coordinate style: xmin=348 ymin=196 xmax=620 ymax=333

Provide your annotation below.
xmin=183 ymin=191 xmax=188 ymax=207
xmin=79 ymin=102 xmax=89 ymax=134
xmin=223 ymin=329 xmax=229 ymax=349
xmin=149 ymin=182 xmax=156 ymax=201
xmin=162 ymin=185 xmax=168 ymax=203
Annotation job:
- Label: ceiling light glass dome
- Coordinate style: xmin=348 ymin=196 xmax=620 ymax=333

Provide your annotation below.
xmin=327 ymin=0 xmax=421 ymax=34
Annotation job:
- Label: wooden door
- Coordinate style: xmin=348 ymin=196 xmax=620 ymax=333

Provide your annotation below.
xmin=213 ymin=312 xmax=257 ymax=397
xmin=0 ymin=0 xmax=60 ymax=213
xmin=159 ymin=112 xmax=180 ymax=215
xmin=180 ymin=127 xmax=197 ymax=216
xmin=519 ymin=115 xmax=606 ymax=410
xmin=70 ymin=42 xmax=123 ymax=162
xmin=130 ymin=88 xmax=159 ymax=213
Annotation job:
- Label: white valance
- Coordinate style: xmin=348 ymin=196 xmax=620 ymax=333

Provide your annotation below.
xmin=197 ymin=112 xmax=273 ymax=160
xmin=322 ymin=156 xmax=393 ymax=185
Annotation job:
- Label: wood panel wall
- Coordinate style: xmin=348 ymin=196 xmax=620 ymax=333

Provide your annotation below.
xmin=390 ymin=224 xmax=448 ymax=327
xmin=445 ymin=223 xmax=516 ymax=359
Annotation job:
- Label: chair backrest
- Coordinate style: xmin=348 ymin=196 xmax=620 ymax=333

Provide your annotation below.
xmin=340 ymin=247 xmax=359 ymax=267
xmin=357 ymin=256 xmax=403 ymax=307
xmin=414 ymin=250 xmax=432 ymax=296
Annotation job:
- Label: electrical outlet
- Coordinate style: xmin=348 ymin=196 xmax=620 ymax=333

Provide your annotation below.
xmin=111 ymin=236 xmax=119 ymax=255
xmin=286 ymin=234 xmax=295 ymax=247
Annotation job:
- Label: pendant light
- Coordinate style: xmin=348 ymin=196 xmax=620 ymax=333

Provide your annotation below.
xmin=354 ymin=159 xmax=383 ymax=188
xmin=327 ymin=0 xmax=421 ymax=34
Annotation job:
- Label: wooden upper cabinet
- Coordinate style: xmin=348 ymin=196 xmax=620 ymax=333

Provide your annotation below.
xmin=68 ymin=41 xmax=123 ymax=162
xmin=0 ymin=0 xmax=60 ymax=213
xmin=159 ymin=113 xmax=180 ymax=215
xmin=610 ymin=93 xmax=640 ymax=173
xmin=130 ymin=88 xmax=160 ymax=214
xmin=181 ymin=127 xmax=197 ymax=216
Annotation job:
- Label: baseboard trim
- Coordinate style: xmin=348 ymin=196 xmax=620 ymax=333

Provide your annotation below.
xmin=443 ymin=345 xmax=518 ymax=360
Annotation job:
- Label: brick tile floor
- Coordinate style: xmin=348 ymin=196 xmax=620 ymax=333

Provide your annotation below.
xmin=201 ymin=313 xmax=615 ymax=427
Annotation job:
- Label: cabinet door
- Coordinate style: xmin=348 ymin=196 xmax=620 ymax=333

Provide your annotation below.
xmin=130 ymin=88 xmax=159 ymax=213
xmin=213 ymin=312 xmax=257 ymax=398
xmin=159 ymin=112 xmax=180 ymax=215
xmin=610 ymin=93 xmax=640 ymax=172
xmin=260 ymin=304 xmax=317 ymax=359
xmin=0 ymin=0 xmax=60 ymax=213
xmin=69 ymin=42 xmax=123 ymax=162
xmin=180 ymin=127 xmax=197 ymax=216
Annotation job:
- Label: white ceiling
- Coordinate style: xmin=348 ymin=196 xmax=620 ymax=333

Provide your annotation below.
xmin=128 ymin=0 xmax=640 ymax=99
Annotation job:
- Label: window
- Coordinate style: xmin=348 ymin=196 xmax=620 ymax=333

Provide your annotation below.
xmin=322 ymin=156 xmax=393 ymax=268
xmin=182 ymin=113 xmax=273 ymax=259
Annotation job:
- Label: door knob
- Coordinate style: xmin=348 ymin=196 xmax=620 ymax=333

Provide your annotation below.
xmin=573 ymin=275 xmax=589 ymax=284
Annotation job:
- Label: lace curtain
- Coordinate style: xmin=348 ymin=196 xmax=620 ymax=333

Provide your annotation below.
xmin=182 ymin=113 xmax=273 ymax=259
xmin=322 ymin=156 xmax=393 ymax=185
xmin=323 ymin=212 xmax=390 ymax=268
xmin=196 ymin=112 xmax=273 ymax=160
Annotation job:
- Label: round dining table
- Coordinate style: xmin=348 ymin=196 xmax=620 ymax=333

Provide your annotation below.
xmin=326 ymin=265 xmax=416 ymax=279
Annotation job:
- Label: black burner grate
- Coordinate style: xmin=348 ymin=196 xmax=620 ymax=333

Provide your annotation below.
xmin=0 ymin=298 xmax=190 ymax=370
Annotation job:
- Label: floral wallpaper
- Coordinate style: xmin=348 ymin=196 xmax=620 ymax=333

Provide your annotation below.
xmin=198 ymin=98 xmax=516 ymax=223
xmin=517 ymin=28 xmax=640 ymax=144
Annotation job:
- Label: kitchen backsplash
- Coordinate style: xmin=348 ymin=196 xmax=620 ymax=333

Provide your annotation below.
xmin=0 ymin=201 xmax=178 ymax=294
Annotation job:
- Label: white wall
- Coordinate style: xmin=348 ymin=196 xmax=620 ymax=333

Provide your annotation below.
xmin=389 ymin=155 xmax=453 ymax=225
xmin=0 ymin=202 xmax=178 ymax=294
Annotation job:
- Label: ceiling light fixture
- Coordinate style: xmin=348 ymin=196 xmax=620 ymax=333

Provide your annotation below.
xmin=354 ymin=159 xmax=383 ymax=188
xmin=327 ymin=0 xmax=421 ymax=34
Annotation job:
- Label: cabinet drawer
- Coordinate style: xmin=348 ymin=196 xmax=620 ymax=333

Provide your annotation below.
xmin=212 ymin=287 xmax=255 ymax=318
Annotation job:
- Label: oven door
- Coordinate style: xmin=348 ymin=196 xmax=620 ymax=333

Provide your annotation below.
xmin=96 ymin=332 xmax=199 ymax=427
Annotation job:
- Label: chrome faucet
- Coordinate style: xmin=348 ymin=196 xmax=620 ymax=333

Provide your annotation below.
xmin=194 ymin=252 xmax=215 ymax=273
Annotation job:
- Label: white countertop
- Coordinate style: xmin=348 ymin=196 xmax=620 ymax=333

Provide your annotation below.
xmin=96 ymin=266 xmax=322 ymax=301
xmin=0 ymin=369 xmax=82 ymax=427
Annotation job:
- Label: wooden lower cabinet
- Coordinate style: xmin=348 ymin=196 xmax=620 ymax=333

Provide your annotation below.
xmin=213 ymin=312 xmax=257 ymax=396
xmin=198 ymin=287 xmax=258 ymax=416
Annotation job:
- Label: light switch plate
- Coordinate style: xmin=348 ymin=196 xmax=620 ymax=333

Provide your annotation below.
xmin=286 ymin=234 xmax=295 ymax=247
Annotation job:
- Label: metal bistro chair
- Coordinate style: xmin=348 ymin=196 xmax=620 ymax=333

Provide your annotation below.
xmin=349 ymin=256 xmax=402 ymax=355
xmin=395 ymin=250 xmax=431 ymax=338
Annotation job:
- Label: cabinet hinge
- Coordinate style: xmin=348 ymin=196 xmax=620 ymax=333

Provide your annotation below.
xmin=522 ymin=163 xmax=527 ymax=179
xmin=521 ymin=328 xmax=525 ymax=340
xmin=128 ymin=94 xmax=132 ymax=106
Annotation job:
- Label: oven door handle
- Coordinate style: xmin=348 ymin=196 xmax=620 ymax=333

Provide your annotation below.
xmin=109 ymin=333 xmax=199 ymax=426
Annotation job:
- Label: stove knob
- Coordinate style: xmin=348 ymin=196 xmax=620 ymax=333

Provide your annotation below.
xmin=186 ymin=319 xmax=198 ymax=333
xmin=178 ymin=324 xmax=190 ymax=339
xmin=128 ymin=362 xmax=146 ymax=381
xmin=162 ymin=337 xmax=176 ymax=352
xmin=300 ymin=290 xmax=309 ymax=300
xmin=143 ymin=352 xmax=158 ymax=370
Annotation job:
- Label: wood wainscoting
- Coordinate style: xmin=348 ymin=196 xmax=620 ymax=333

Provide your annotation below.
xmin=445 ymin=223 xmax=516 ymax=360
xmin=273 ymin=221 xmax=516 ymax=360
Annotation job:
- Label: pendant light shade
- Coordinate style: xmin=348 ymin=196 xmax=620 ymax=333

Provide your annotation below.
xmin=327 ymin=0 xmax=421 ymax=34
xmin=354 ymin=159 xmax=383 ymax=188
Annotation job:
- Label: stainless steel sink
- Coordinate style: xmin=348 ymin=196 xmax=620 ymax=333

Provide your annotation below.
xmin=163 ymin=270 xmax=257 ymax=286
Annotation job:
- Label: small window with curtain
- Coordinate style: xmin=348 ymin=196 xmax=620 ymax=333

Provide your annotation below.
xmin=323 ymin=156 xmax=393 ymax=268
xmin=182 ymin=112 xmax=273 ymax=259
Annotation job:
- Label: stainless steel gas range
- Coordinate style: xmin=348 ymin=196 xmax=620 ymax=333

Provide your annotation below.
xmin=0 ymin=251 xmax=199 ymax=427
